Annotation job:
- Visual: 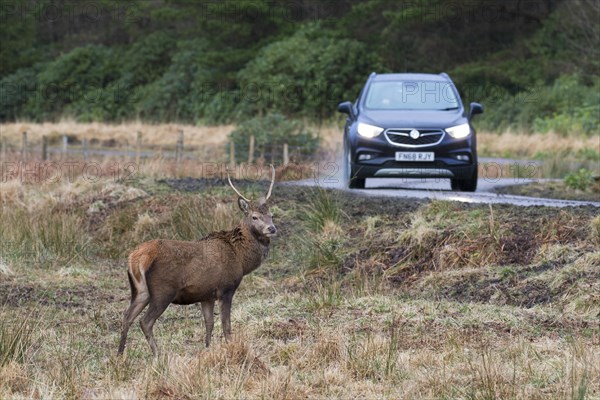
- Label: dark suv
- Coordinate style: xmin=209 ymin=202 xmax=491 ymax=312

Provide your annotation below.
xmin=338 ymin=72 xmax=483 ymax=191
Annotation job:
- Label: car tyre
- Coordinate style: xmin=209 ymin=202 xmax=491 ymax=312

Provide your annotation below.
xmin=349 ymin=177 xmax=366 ymax=189
xmin=344 ymin=142 xmax=366 ymax=189
xmin=451 ymin=167 xmax=478 ymax=192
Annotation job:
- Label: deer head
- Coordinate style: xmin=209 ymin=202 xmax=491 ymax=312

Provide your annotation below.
xmin=228 ymin=165 xmax=277 ymax=239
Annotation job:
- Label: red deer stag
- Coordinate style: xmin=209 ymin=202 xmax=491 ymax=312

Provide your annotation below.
xmin=118 ymin=166 xmax=277 ymax=356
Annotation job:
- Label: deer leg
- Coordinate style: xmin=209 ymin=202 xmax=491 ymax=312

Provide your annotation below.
xmin=200 ymin=300 xmax=215 ymax=347
xmin=140 ymin=294 xmax=174 ymax=356
xmin=220 ymin=291 xmax=235 ymax=342
xmin=117 ymin=291 xmax=149 ymax=355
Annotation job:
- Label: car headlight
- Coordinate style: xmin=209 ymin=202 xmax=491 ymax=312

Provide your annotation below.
xmin=357 ymin=122 xmax=384 ymax=138
xmin=446 ymin=123 xmax=471 ymax=138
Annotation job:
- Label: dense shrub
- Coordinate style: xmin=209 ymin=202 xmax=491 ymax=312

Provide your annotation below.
xmin=237 ymin=24 xmax=384 ymax=120
xmin=18 ymin=33 xmax=179 ymax=122
xmin=530 ymin=76 xmax=600 ymax=135
xmin=84 ymin=32 xmax=178 ymax=121
xmin=0 ymin=66 xmax=41 ymax=121
xmin=0 ymin=10 xmax=38 ymax=78
xmin=121 ymin=32 xmax=177 ymax=86
xmin=23 ymin=45 xmax=119 ymax=121
xmin=564 ymin=168 xmax=595 ymax=191
xmin=136 ymin=39 xmax=212 ymax=122
xmin=472 ymin=75 xmax=600 ymax=135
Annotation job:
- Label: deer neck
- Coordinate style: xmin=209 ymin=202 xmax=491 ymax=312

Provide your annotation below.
xmin=236 ymin=224 xmax=270 ymax=275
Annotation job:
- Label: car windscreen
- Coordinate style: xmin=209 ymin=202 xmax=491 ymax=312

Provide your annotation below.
xmin=364 ymin=81 xmax=459 ymax=111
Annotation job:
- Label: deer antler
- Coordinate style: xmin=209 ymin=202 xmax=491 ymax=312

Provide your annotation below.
xmin=265 ymin=164 xmax=275 ymax=201
xmin=227 ymin=171 xmax=250 ymax=202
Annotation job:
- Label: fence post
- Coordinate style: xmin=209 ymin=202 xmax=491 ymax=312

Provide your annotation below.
xmin=42 ymin=135 xmax=48 ymax=161
xmin=283 ymin=143 xmax=289 ymax=166
xmin=229 ymin=140 xmax=235 ymax=169
xmin=1 ymin=135 xmax=6 ymax=160
xmin=247 ymin=135 xmax=255 ymax=164
xmin=62 ymin=135 xmax=68 ymax=158
xmin=176 ymin=129 xmax=184 ymax=165
xmin=82 ymin=138 xmax=88 ymax=161
xmin=136 ymin=131 xmax=142 ymax=165
xmin=21 ymin=131 xmax=28 ymax=161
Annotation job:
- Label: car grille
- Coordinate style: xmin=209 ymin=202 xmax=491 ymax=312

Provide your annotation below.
xmin=385 ymin=129 xmax=445 ymax=147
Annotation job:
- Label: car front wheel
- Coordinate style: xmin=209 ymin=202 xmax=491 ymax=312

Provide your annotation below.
xmin=344 ymin=143 xmax=365 ymax=189
xmin=451 ymin=168 xmax=478 ymax=192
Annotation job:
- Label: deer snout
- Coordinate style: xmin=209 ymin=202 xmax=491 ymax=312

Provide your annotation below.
xmin=266 ymin=225 xmax=277 ymax=236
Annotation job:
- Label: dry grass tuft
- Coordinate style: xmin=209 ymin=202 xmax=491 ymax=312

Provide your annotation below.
xmin=260 ymin=318 xmax=308 ymax=342
xmin=308 ymin=335 xmax=343 ymax=366
xmin=399 ymin=212 xmax=439 ymax=249
xmin=0 ymin=361 xmax=28 ymax=395
xmin=276 ymin=163 xmax=316 ymax=181
xmin=200 ymin=335 xmax=270 ymax=378
xmin=534 ymin=243 xmax=578 ymax=264
xmin=591 ymin=215 xmax=600 ymax=245
xmin=394 ymin=203 xmax=506 ymax=273
xmin=151 ymin=385 xmax=190 ymax=400
xmin=550 ymin=251 xmax=600 ymax=315
xmin=100 ymin=183 xmax=148 ymax=203
xmin=169 ymin=196 xmax=239 ymax=240
xmin=257 ymin=368 xmax=307 ymax=400
xmin=133 ymin=213 xmax=160 ymax=243
xmin=320 ymin=220 xmax=344 ymax=241
xmin=0 ymin=259 xmax=14 ymax=278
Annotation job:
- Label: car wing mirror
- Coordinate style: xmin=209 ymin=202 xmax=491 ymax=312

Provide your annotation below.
xmin=469 ymin=102 xmax=483 ymax=119
xmin=338 ymin=101 xmax=354 ymax=117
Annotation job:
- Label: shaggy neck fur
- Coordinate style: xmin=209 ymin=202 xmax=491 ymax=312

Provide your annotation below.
xmin=237 ymin=221 xmax=270 ymax=275
xmin=202 ymin=222 xmax=270 ymax=276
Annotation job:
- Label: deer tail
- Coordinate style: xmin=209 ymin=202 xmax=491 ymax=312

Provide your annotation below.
xmin=127 ymin=241 xmax=159 ymax=300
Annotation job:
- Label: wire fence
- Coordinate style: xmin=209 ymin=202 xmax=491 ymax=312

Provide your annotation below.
xmin=1 ymin=131 xmax=320 ymax=168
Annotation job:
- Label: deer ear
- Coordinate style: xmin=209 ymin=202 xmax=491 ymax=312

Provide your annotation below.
xmin=238 ymin=197 xmax=250 ymax=214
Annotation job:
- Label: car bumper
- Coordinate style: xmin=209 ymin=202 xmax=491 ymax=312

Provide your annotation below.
xmin=351 ymin=162 xmax=476 ymax=179
xmin=350 ymin=134 xmax=476 ymax=179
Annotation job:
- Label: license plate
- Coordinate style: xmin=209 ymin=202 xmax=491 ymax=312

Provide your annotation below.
xmin=395 ymin=152 xmax=434 ymax=162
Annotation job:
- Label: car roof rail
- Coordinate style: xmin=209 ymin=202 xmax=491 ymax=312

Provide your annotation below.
xmin=439 ymin=72 xmax=450 ymax=80
xmin=365 ymin=72 xmax=377 ymax=84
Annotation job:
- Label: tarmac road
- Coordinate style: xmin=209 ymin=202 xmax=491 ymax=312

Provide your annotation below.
xmin=289 ymin=177 xmax=600 ymax=208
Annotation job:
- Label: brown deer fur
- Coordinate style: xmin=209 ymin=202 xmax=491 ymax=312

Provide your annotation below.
xmin=117 ymin=169 xmax=276 ymax=356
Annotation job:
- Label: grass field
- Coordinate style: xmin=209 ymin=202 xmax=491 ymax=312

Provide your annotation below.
xmin=1 ymin=171 xmax=599 ymax=399
xmin=2 ymin=121 xmax=599 ymax=160
xmin=0 ymin=121 xmax=235 ymax=150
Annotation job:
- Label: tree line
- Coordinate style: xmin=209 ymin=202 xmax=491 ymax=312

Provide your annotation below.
xmin=0 ymin=0 xmax=598 ymax=134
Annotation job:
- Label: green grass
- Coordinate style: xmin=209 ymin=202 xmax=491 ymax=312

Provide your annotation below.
xmin=301 ymin=187 xmax=344 ymax=232
xmin=0 ymin=310 xmax=38 ymax=367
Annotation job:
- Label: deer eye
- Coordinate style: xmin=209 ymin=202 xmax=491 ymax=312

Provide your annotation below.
xmin=252 ymin=216 xmax=258 ymax=220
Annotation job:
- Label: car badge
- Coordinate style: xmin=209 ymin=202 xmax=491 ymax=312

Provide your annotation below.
xmin=409 ymin=129 xmax=420 ymax=139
